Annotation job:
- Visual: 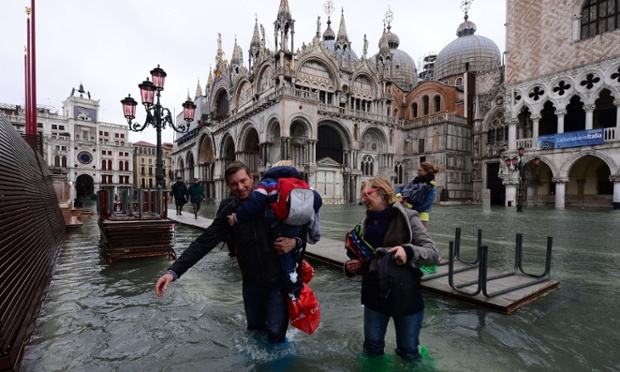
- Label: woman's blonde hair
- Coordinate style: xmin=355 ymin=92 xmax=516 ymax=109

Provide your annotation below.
xmin=361 ymin=177 xmax=397 ymax=205
xmin=274 ymin=160 xmax=294 ymax=167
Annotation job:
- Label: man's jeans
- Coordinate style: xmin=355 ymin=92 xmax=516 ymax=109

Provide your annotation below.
xmin=363 ymin=306 xmax=424 ymax=360
xmin=242 ymin=280 xmax=289 ymax=343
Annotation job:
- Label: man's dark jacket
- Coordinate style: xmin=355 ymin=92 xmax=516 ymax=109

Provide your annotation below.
xmin=169 ymin=196 xmax=284 ymax=285
xmin=171 ymin=181 xmax=188 ymax=203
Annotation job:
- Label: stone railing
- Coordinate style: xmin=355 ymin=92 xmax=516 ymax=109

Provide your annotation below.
xmin=318 ymin=104 xmax=403 ymax=125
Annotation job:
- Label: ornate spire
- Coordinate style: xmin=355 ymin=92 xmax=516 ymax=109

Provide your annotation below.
xmin=336 ymin=7 xmax=348 ymax=42
xmin=274 ymin=0 xmax=295 ymax=51
xmin=277 ymin=0 xmax=291 ymax=19
xmin=251 ymin=14 xmax=261 ymax=49
xmin=195 ymin=79 xmax=202 ymax=99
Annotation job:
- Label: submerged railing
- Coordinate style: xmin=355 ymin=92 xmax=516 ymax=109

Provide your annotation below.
xmin=97 ymin=188 xmax=168 ymax=221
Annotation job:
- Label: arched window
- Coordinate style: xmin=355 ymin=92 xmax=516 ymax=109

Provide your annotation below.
xmin=434 ymin=95 xmax=441 ymax=113
xmin=54 ymin=156 xmax=60 ymax=167
xmin=456 ymin=77 xmax=463 ymax=86
xmin=411 ymin=102 xmax=418 ymax=118
xmin=108 ymin=160 xmax=112 ymax=170
xmin=119 ymin=161 xmax=124 ymax=171
xmin=61 ymin=156 xmax=67 ymax=168
xmin=422 ymin=96 xmax=429 ymax=115
xmin=581 ymin=0 xmax=620 ymax=39
xmin=102 ymin=159 xmax=107 ymax=170
xmin=361 ymin=155 xmax=374 ymax=176
xmin=394 ymin=162 xmax=404 ymax=184
xmin=125 ymin=161 xmax=129 ymax=170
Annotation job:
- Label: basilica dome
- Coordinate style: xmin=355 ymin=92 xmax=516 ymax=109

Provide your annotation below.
xmin=433 ymin=17 xmax=501 ymax=81
xmin=372 ymin=27 xmax=418 ymax=91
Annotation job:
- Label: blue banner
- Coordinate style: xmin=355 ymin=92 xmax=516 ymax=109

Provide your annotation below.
xmin=537 ymin=128 xmax=604 ymax=150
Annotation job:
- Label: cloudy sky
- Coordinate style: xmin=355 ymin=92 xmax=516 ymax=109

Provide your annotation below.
xmin=0 ymin=0 xmax=506 ymax=143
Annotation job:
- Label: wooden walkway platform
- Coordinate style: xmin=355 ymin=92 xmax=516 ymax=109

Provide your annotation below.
xmin=168 ymin=214 xmax=558 ymax=313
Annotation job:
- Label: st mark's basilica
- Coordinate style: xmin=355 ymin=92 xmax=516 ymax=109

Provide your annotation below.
xmin=171 ymin=0 xmax=620 ymax=209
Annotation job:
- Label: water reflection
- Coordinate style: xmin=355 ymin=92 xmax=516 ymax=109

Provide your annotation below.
xmin=21 ymin=202 xmax=620 ymax=371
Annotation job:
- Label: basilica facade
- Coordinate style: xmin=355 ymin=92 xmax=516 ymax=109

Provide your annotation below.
xmin=172 ymin=0 xmax=620 ymax=209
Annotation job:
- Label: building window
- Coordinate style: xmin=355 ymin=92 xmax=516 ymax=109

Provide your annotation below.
xmin=456 ymin=77 xmax=463 ymax=86
xmin=581 ymin=0 xmax=620 ymax=39
xmin=434 ymin=95 xmax=441 ymax=112
xmin=419 ymin=138 xmax=425 ymax=153
xmin=422 ymin=95 xmax=429 ymax=115
xmin=394 ymin=162 xmax=404 ymax=184
xmin=37 ymin=122 xmax=43 ymax=128
xmin=411 ymin=102 xmax=418 ymax=118
xmin=52 ymin=124 xmax=58 ymax=130
xmin=361 ymin=155 xmax=374 ymax=176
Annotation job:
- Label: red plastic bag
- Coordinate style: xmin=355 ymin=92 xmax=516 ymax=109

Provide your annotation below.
xmin=300 ymin=259 xmax=314 ymax=284
xmin=288 ymin=283 xmax=320 ymax=335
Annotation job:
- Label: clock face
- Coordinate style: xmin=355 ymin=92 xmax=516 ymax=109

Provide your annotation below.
xmin=77 ymin=151 xmax=93 ymax=165
xmin=74 ymin=106 xmax=96 ymax=121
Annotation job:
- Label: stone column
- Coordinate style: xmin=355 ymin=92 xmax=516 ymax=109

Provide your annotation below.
xmin=552 ymin=177 xmax=569 ymax=209
xmin=508 ymin=118 xmax=518 ymax=150
xmin=614 ymin=99 xmax=620 ymax=139
xmin=531 ymin=114 xmax=541 ymax=142
xmin=584 ymin=104 xmax=596 ymax=130
xmin=610 ymin=175 xmax=620 ymax=210
xmin=556 ymin=109 xmax=567 ymax=134
xmin=504 ymin=179 xmax=518 ymax=207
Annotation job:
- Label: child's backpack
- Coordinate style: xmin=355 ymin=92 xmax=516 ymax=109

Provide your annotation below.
xmin=401 ymin=182 xmax=432 ymax=205
xmin=271 ymin=177 xmax=315 ymax=226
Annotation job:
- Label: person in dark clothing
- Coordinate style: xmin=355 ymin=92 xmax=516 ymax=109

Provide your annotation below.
xmin=170 ymin=176 xmax=188 ymax=215
xmin=227 ymin=160 xmax=322 ymax=298
xmin=155 ymin=161 xmax=300 ymax=344
xmin=186 ymin=177 xmax=206 ymax=219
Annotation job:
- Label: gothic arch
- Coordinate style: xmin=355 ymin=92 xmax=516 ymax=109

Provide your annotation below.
xmin=287 ymin=114 xmax=313 ymax=138
xmin=359 ymin=127 xmax=388 ymax=153
xmin=559 ymin=149 xmax=619 ymax=178
xmin=317 ymin=119 xmax=352 ymax=164
xmin=234 ymin=78 xmax=254 ymax=110
xmin=211 ymin=87 xmax=231 ymax=120
xmin=198 ymin=134 xmax=215 ymax=163
xmin=295 ymin=56 xmax=339 ymax=90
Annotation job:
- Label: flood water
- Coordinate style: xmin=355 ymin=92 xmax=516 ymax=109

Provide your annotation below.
xmin=21 ymin=201 xmax=620 ymax=371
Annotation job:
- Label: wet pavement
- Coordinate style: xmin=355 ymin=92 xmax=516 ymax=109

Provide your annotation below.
xmin=20 ymin=201 xmax=620 ymax=371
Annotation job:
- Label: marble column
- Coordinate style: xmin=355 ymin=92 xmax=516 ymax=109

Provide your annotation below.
xmin=610 ymin=175 xmax=620 ymax=210
xmin=531 ymin=114 xmax=541 ymax=142
xmin=584 ymin=104 xmax=595 ymax=130
xmin=552 ymin=177 xmax=569 ymax=209
xmin=556 ymin=109 xmax=567 ymax=134
xmin=614 ymin=99 xmax=620 ymax=140
xmin=504 ymin=180 xmax=518 ymax=207
xmin=508 ymin=118 xmax=518 ymax=150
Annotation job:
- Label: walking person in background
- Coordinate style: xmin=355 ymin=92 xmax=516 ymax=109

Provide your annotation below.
xmin=170 ymin=176 xmax=188 ymax=216
xmin=186 ymin=177 xmax=206 ymax=219
xmin=344 ymin=177 xmax=440 ymax=361
xmin=155 ymin=161 xmax=299 ymax=344
xmin=395 ymin=162 xmax=442 ymax=229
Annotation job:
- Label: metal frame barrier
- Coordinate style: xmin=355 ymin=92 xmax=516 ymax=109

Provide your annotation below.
xmin=422 ymin=228 xmax=554 ymax=298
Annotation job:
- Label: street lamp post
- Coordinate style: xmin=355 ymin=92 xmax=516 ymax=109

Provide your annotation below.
xmin=121 ymin=65 xmax=196 ymax=189
xmin=505 ymin=147 xmax=540 ymax=212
